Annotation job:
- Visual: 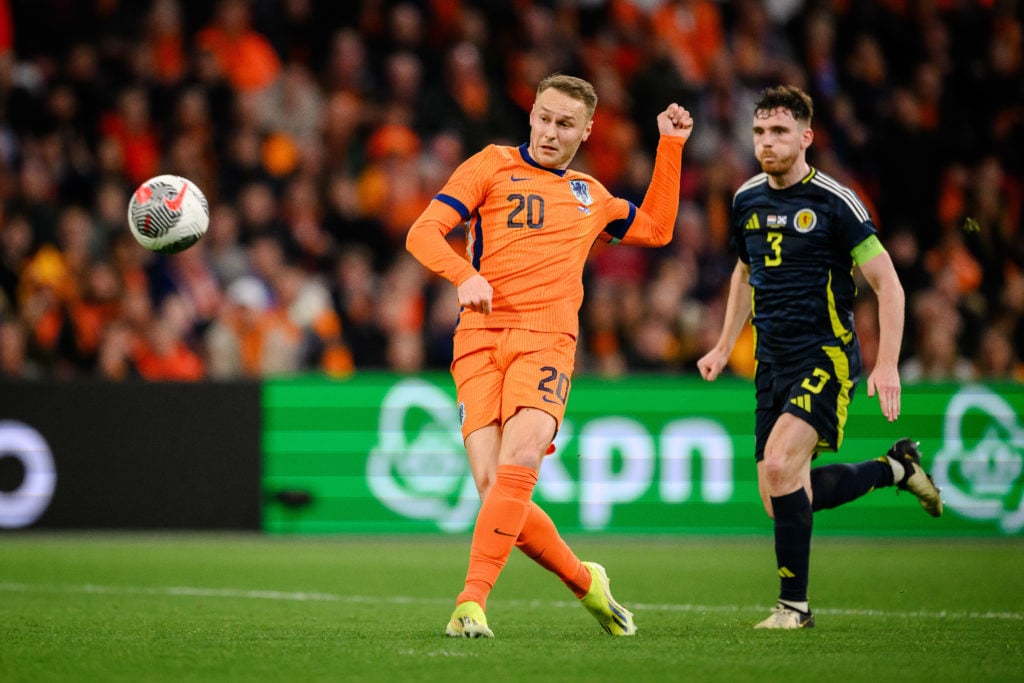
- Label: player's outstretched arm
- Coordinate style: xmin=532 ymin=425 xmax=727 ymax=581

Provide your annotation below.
xmin=617 ymin=104 xmax=694 ymax=247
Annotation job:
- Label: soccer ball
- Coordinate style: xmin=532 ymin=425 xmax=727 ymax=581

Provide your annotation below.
xmin=126 ymin=175 xmax=209 ymax=253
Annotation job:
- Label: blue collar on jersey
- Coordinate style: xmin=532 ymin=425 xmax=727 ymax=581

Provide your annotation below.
xmin=518 ymin=143 xmax=568 ymax=177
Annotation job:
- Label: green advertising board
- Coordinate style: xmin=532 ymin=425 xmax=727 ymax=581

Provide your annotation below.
xmin=262 ymin=374 xmax=1024 ymax=537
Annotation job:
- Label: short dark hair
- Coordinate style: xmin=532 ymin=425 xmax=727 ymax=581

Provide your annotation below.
xmin=753 ymin=85 xmax=814 ymax=124
xmin=536 ymin=73 xmax=598 ymax=119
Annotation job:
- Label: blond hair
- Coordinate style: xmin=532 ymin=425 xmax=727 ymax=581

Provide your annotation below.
xmin=536 ymin=73 xmax=598 ymax=119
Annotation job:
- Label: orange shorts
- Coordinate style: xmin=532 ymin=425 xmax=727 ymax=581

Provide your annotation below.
xmin=451 ymin=328 xmax=576 ymax=440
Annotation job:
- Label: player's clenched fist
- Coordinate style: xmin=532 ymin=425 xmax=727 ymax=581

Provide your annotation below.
xmin=658 ymin=104 xmax=694 ymax=139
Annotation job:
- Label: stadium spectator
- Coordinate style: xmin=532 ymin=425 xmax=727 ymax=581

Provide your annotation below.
xmin=0 ymin=317 xmax=37 ymax=379
xmin=651 ymin=0 xmax=725 ymax=87
xmin=18 ymin=245 xmax=76 ymax=375
xmin=133 ymin=293 xmax=205 ymax=381
xmin=272 ymin=263 xmax=353 ymax=377
xmin=0 ymin=213 xmax=33 ymax=313
xmin=99 ymin=87 xmax=162 ymax=188
xmin=580 ymin=279 xmax=628 ymax=377
xmin=195 ymin=0 xmax=281 ymax=95
xmin=142 ymin=0 xmax=188 ymax=87
xmin=900 ymin=287 xmax=976 ymax=383
xmin=330 ymin=243 xmax=387 ymax=368
xmin=205 ymin=274 xmax=300 ymax=378
xmin=69 ymin=260 xmax=123 ymax=368
xmin=974 ymin=323 xmax=1024 ymax=382
xmin=94 ymin=318 xmax=139 ymax=381
xmin=204 ymin=203 xmax=249 ymax=286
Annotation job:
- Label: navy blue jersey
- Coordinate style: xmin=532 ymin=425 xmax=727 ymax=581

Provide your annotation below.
xmin=731 ymin=168 xmax=877 ymax=362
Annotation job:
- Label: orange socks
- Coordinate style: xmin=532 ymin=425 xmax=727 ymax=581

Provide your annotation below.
xmin=517 ymin=502 xmax=592 ymax=598
xmin=457 ymin=464 xmax=538 ymax=609
xmin=455 ymin=464 xmax=594 ymax=608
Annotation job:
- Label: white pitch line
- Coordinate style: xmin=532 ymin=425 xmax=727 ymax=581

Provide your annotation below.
xmin=0 ymin=583 xmax=1020 ymax=621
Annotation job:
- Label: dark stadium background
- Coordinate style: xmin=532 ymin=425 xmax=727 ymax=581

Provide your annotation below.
xmin=0 ymin=0 xmax=1020 ymax=383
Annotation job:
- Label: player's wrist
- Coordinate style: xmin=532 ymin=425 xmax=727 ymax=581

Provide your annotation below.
xmin=657 ymin=134 xmax=687 ymax=146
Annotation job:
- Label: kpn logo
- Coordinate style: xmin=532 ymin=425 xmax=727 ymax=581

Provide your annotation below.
xmin=931 ymin=385 xmax=1024 ymax=533
xmin=366 ymin=377 xmax=735 ymax=532
xmin=366 ymin=378 xmax=481 ymax=532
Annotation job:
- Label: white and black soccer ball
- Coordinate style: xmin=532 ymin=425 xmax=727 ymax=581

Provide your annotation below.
xmin=126 ymin=174 xmax=209 ymax=253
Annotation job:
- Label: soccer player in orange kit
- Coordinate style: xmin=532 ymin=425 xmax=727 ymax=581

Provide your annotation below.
xmin=406 ymin=73 xmax=694 ymax=638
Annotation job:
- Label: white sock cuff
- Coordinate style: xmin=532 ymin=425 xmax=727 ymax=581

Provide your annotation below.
xmin=887 ymin=456 xmax=906 ymax=485
xmin=779 ymin=599 xmax=810 ymax=613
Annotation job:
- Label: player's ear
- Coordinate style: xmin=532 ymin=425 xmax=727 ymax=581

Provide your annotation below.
xmin=581 ymin=119 xmax=594 ymax=142
xmin=802 ymin=126 xmax=814 ymax=150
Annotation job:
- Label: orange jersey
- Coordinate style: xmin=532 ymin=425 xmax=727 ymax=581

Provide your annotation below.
xmin=406 ymin=136 xmax=686 ymax=336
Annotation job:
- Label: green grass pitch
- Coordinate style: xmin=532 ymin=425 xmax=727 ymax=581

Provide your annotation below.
xmin=1 ymin=534 xmax=1022 ymax=682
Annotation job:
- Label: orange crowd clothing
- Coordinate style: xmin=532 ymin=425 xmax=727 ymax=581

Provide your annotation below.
xmin=0 ymin=0 xmax=12 ymax=53
xmin=230 ymin=309 xmax=302 ymax=377
xmin=99 ymin=113 xmax=161 ymax=187
xmin=134 ymin=342 xmax=205 ymax=381
xmin=405 ymin=135 xmax=686 ymax=338
xmin=651 ymin=0 xmax=725 ymax=86
xmin=194 ymin=26 xmax=281 ymax=92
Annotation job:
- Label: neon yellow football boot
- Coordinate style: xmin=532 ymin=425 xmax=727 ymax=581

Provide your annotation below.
xmin=580 ymin=561 xmax=637 ymax=636
xmin=445 ymin=600 xmax=494 ymax=638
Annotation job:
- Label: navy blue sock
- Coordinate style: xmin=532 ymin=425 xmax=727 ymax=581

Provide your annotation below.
xmin=771 ymin=488 xmax=813 ymax=604
xmin=811 ymin=460 xmax=894 ymax=512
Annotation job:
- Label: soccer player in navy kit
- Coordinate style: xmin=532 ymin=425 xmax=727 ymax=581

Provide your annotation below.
xmin=697 ymin=85 xmax=942 ymax=629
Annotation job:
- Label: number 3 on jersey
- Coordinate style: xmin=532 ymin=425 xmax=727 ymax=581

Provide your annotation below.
xmin=765 ymin=230 xmax=783 ymax=266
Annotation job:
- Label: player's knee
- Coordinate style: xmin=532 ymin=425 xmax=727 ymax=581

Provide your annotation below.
xmin=760 ymin=456 xmax=788 ymax=483
xmin=502 ymin=445 xmax=543 ymax=469
xmin=475 ymin=477 xmax=493 ymax=500
xmin=760 ymin=454 xmax=801 ymax=493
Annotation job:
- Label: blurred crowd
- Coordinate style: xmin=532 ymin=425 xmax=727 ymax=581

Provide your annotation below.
xmin=0 ymin=0 xmax=1022 ymax=383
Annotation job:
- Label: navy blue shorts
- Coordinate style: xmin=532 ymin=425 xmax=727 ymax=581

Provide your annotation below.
xmin=753 ymin=340 xmax=862 ymax=461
